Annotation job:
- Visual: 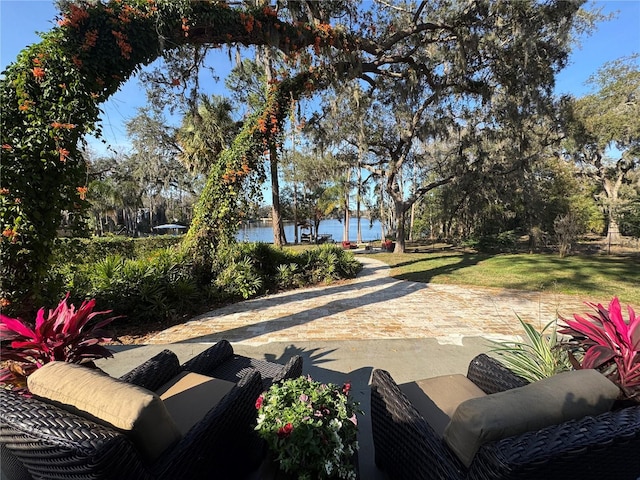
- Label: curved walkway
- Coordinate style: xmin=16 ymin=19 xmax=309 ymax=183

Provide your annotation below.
xmin=148 ymin=256 xmax=588 ymax=346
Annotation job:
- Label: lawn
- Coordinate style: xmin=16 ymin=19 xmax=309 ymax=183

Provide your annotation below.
xmin=368 ymin=251 xmax=640 ymax=306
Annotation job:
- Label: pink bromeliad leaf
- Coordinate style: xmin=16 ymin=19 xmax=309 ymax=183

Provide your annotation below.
xmin=563 ymin=314 xmax=613 ymax=348
xmin=0 ymin=315 xmax=36 ymax=341
xmin=628 ymin=304 xmax=640 ymax=351
xmin=582 ymin=345 xmax=617 ymax=369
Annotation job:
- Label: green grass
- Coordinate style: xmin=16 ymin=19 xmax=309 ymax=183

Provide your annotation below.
xmin=368 ymin=251 xmax=640 ymax=306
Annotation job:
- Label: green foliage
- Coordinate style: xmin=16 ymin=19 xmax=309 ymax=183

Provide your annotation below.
xmin=490 ymin=317 xmax=571 ymax=383
xmin=298 ymin=244 xmax=362 ymax=284
xmin=255 ymin=376 xmax=360 ymax=480
xmin=1 ymin=0 xmax=333 ymax=315
xmin=60 ymin=236 xmax=181 ymax=262
xmin=467 ymin=231 xmax=517 ymax=253
xmin=43 ymin=237 xmax=362 ymax=327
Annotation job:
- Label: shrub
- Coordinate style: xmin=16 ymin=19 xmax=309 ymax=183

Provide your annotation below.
xmin=0 ymin=294 xmax=117 ymax=390
xmin=490 ymin=316 xmax=571 ymax=382
xmin=560 ymin=297 xmax=640 ymax=400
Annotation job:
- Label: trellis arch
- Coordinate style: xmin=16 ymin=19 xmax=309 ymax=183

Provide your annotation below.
xmin=0 ymin=0 xmax=340 ymax=312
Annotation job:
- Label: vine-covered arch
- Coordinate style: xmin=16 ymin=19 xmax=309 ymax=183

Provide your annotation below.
xmin=0 ymin=0 xmax=340 ymax=312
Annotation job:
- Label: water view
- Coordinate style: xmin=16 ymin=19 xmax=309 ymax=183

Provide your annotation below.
xmin=236 ymin=218 xmax=382 ymax=244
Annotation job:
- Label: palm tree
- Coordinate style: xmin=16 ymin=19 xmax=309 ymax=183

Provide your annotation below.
xmin=177 ymin=94 xmax=238 ymax=174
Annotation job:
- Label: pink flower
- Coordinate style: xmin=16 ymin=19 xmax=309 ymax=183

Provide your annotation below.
xmin=343 ymin=382 xmax=351 ymax=394
xmin=255 ymin=395 xmax=264 ymax=410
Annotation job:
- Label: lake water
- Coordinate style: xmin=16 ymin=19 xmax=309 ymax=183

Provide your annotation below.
xmin=236 ymin=218 xmax=382 ymax=244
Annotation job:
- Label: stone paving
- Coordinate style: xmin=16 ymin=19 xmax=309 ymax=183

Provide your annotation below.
xmin=148 ymin=255 xmax=588 ymax=346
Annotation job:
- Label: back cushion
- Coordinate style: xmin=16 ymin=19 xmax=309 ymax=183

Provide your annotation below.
xmin=400 ymin=374 xmax=486 ymax=437
xmin=28 ymin=361 xmax=182 ymax=462
xmin=443 ymin=369 xmax=620 ymax=467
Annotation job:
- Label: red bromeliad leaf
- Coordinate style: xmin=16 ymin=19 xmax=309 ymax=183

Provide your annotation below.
xmin=563 ymin=314 xmax=613 ymax=348
xmin=582 ymin=345 xmax=617 ymax=369
xmin=628 ymin=305 xmax=640 ymax=351
xmin=0 ymin=315 xmax=36 ymax=340
xmin=607 ymin=297 xmax=629 ymax=339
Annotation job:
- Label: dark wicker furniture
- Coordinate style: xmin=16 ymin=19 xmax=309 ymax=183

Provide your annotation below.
xmin=0 ymin=342 xmax=301 ymax=480
xmin=172 ymin=339 xmax=303 ymax=390
xmin=371 ymin=353 xmax=640 ymax=480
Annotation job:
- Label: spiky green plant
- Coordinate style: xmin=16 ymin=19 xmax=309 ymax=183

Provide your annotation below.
xmin=490 ymin=316 xmax=571 ymax=383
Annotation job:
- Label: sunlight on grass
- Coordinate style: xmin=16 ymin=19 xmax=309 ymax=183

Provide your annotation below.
xmin=368 ymin=252 xmax=640 ymax=305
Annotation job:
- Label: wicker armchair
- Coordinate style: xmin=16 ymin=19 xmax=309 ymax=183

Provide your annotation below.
xmin=171 ymin=339 xmax=303 ymax=390
xmin=371 ymin=353 xmax=640 ymax=480
xmin=0 ymin=341 xmax=298 ymax=480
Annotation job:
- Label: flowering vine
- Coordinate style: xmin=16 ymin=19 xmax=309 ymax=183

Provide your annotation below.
xmin=0 ymin=0 xmax=344 ymax=316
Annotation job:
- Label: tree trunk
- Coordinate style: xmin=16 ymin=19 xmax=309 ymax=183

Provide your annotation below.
xmin=270 ymin=146 xmax=286 ymax=246
xmin=394 ymin=199 xmax=406 ymax=253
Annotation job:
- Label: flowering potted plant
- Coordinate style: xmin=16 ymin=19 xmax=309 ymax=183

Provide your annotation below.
xmin=0 ymin=293 xmax=118 ymax=391
xmin=255 ymin=376 xmax=361 ymax=479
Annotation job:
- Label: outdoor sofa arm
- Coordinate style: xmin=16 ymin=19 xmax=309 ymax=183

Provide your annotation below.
xmin=466 ymin=353 xmax=529 ymax=394
xmin=0 ymin=389 xmax=151 ymax=480
xmin=370 ymin=369 xmax=466 ymax=480
xmin=180 ymin=340 xmax=234 ymax=375
xmin=469 ymin=404 xmax=640 ymax=480
xmin=119 ymin=349 xmax=181 ymax=391
xmin=154 ymin=369 xmax=265 ymax=480
xmin=271 ymin=355 xmax=303 ymax=384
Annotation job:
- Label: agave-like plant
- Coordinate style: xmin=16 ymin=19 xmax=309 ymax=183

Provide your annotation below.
xmin=0 ymin=294 xmax=118 ymax=389
xmin=559 ymin=297 xmax=640 ymax=399
xmin=490 ymin=316 xmax=571 ymax=383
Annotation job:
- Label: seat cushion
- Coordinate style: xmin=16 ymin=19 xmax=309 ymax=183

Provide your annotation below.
xmin=156 ymin=371 xmax=235 ymax=435
xmin=400 ymin=374 xmax=486 ymax=437
xmin=27 ymin=361 xmax=182 ymax=462
xmin=443 ymin=369 xmax=621 ymax=467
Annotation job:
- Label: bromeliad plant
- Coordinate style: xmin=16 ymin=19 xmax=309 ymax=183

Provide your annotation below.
xmin=255 ymin=376 xmax=361 ymax=480
xmin=560 ymin=297 xmax=640 ymax=401
xmin=0 ymin=294 xmax=118 ymax=390
xmin=490 ymin=315 xmax=571 ymax=383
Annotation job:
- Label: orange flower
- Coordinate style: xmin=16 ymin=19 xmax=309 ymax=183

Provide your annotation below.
xmin=0 ymin=298 xmax=10 ymax=308
xmin=58 ymin=147 xmax=70 ymax=163
xmin=76 ymin=186 xmax=88 ymax=200
xmin=32 ymin=67 xmax=45 ymax=79
xmin=1 ymin=145 xmax=12 ymax=150
xmin=51 ymin=122 xmax=76 ymax=130
xmin=2 ymin=228 xmax=16 ymax=238
xmin=82 ymin=29 xmax=99 ymax=51
xmin=111 ymin=30 xmax=132 ymax=59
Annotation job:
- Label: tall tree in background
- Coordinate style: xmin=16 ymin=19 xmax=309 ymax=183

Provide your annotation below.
xmin=565 ymin=55 xmax=640 ymax=244
xmin=306 ymin=0 xmax=589 ymax=252
xmin=177 ymin=94 xmax=239 ymax=174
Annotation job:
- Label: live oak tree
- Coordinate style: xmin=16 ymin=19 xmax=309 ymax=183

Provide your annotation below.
xmin=0 ymin=0 xmax=592 ymax=312
xmin=565 ymin=55 xmax=640 ymax=244
xmin=304 ymin=0 xmax=591 ymax=252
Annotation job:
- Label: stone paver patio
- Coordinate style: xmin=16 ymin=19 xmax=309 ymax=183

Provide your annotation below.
xmin=148 ymin=256 xmax=588 ymax=346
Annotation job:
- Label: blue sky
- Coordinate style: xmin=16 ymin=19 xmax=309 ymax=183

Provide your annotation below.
xmin=1 ymin=0 xmax=639 ymax=156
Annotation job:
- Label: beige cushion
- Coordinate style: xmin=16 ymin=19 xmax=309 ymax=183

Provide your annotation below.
xmin=28 ymin=361 xmax=182 ymax=462
xmin=400 ymin=374 xmax=486 ymax=437
xmin=443 ymin=369 xmax=621 ymax=467
xmin=157 ymin=371 xmax=235 ymax=435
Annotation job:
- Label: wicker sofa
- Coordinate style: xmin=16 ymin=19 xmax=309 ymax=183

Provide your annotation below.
xmin=1 ymin=342 xmax=302 ymax=480
xmin=371 ymin=353 xmax=640 ymax=480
